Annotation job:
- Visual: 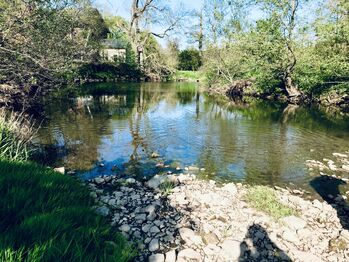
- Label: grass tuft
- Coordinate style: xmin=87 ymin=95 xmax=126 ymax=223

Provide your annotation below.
xmin=159 ymin=180 xmax=176 ymax=195
xmin=245 ymin=186 xmax=296 ymax=220
xmin=0 ymin=160 xmax=136 ymax=262
xmin=0 ymin=109 xmax=36 ymax=162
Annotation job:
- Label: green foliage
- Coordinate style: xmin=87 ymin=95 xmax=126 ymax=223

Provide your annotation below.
xmin=203 ymin=0 xmax=349 ymax=99
xmin=178 ymin=49 xmax=202 ymax=71
xmin=0 ymin=160 xmax=135 ymax=261
xmin=0 ymin=110 xmax=36 ymax=162
xmin=77 ymin=63 xmax=143 ymax=80
xmin=245 ymin=186 xmax=296 ymax=219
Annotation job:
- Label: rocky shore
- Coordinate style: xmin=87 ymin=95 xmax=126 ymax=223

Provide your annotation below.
xmin=87 ymin=168 xmax=349 ymax=262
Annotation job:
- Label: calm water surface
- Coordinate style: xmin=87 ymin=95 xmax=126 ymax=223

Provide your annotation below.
xmin=36 ymin=82 xmax=349 ymax=193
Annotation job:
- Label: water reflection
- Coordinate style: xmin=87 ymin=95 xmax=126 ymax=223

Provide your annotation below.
xmin=36 ymin=82 xmax=349 ymax=191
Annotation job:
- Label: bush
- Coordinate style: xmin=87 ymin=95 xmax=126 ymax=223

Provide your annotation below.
xmin=0 ymin=161 xmax=136 ymax=261
xmin=178 ymin=49 xmax=202 ymax=71
xmin=0 ymin=110 xmax=36 ymax=162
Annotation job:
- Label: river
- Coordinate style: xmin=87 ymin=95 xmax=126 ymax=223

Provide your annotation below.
xmin=36 ymin=82 xmax=349 ymax=194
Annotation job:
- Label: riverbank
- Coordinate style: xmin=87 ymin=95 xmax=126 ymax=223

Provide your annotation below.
xmin=208 ymin=82 xmax=349 ymax=114
xmin=88 ymin=167 xmax=349 ymax=262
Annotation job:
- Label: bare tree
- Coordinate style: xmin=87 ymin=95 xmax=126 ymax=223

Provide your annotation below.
xmin=127 ymin=0 xmax=188 ymax=67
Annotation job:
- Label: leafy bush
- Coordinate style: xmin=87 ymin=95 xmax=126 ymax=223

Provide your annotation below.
xmin=0 ymin=160 xmax=136 ymax=262
xmin=178 ymin=49 xmax=202 ymax=71
xmin=0 ymin=110 xmax=36 ymax=162
xmin=77 ymin=63 xmax=143 ymax=80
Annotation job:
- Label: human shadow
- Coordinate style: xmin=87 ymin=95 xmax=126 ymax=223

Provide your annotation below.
xmin=310 ymin=176 xmax=349 ymax=230
xmin=239 ymin=224 xmax=292 ymax=262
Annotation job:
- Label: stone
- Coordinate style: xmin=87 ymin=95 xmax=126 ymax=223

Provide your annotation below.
xmin=281 ymin=216 xmax=307 ymax=231
xmin=149 ymin=238 xmax=159 ymax=252
xmin=202 ymin=232 xmax=220 ymax=245
xmin=150 ymin=226 xmax=161 ymax=234
xmin=94 ymin=177 xmax=105 ymax=184
xmin=126 ymin=178 xmax=136 ymax=184
xmin=340 ymin=230 xmax=349 ymax=241
xmin=54 ymin=167 xmax=65 ymax=174
xmin=149 ymin=254 xmax=165 ymax=262
xmin=333 ymin=153 xmax=348 ymax=158
xmin=135 ymin=214 xmax=147 ymax=221
xmin=119 ymin=224 xmax=131 ymax=233
xmin=151 ymin=152 xmax=160 ymax=158
xmin=222 ymin=183 xmax=238 ymax=195
xmin=179 ymin=228 xmax=203 ymax=246
xmin=218 ymin=239 xmax=241 ymax=261
xmin=313 ymin=199 xmax=322 ymax=209
xmin=342 ymin=165 xmax=349 ymax=172
xmin=95 ymin=206 xmax=109 ymax=216
xmin=142 ymin=224 xmax=151 ymax=233
xmin=291 ymin=250 xmax=324 ymax=262
xmin=165 ymin=250 xmax=176 ymax=262
xmin=177 ymin=249 xmax=201 ymax=262
xmin=147 ymin=175 xmax=167 ymax=189
xmin=282 ymin=229 xmax=300 ymax=244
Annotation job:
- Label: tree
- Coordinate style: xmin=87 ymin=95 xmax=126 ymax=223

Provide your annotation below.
xmin=0 ymin=0 xmax=107 ymax=108
xmin=127 ymin=0 xmax=188 ymax=67
xmin=178 ymin=49 xmax=202 ymax=71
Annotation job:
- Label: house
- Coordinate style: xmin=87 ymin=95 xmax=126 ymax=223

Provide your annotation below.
xmin=100 ymin=39 xmax=127 ymax=63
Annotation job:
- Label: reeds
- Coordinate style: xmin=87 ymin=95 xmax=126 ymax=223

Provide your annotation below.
xmin=0 ymin=109 xmax=37 ymax=161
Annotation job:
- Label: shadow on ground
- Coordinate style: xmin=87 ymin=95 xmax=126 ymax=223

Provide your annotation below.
xmin=239 ymin=224 xmax=292 ymax=262
xmin=310 ymin=175 xmax=349 ymax=230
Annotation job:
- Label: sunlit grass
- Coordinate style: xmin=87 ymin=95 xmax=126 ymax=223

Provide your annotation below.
xmin=0 ymin=160 xmax=136 ymax=262
xmin=0 ymin=110 xmax=36 ymax=162
xmin=245 ymin=186 xmax=296 ymax=220
xmin=174 ymin=70 xmax=205 ymax=82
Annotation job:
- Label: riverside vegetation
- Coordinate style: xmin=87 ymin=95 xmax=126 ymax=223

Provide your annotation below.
xmin=0 ymin=111 xmax=136 ymax=261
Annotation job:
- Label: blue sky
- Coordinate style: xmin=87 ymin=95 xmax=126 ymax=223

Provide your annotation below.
xmin=94 ymin=0 xmax=203 ymax=18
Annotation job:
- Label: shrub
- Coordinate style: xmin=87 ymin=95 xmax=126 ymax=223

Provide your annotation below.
xmin=0 ymin=110 xmax=36 ymax=162
xmin=0 ymin=160 xmax=136 ymax=261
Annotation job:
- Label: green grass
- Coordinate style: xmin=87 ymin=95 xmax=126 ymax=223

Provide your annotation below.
xmin=0 ymin=160 xmax=136 ymax=262
xmin=245 ymin=186 xmax=296 ymax=220
xmin=159 ymin=180 xmax=176 ymax=195
xmin=173 ymin=70 xmax=205 ymax=82
xmin=0 ymin=110 xmax=36 ymax=162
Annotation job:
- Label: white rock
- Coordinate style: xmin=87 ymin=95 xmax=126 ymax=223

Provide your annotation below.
xmin=94 ymin=177 xmax=105 ymax=184
xmin=149 ymin=254 xmax=164 ymax=262
xmin=291 ymin=250 xmax=324 ymax=262
xmin=333 ymin=153 xmax=348 ymax=158
xmin=179 ymin=228 xmax=203 ymax=246
xmin=218 ymin=239 xmax=241 ymax=261
xmin=282 ymin=229 xmax=300 ymax=244
xmin=177 ymin=249 xmax=201 ymax=262
xmin=342 ymin=165 xmax=349 ymax=172
xmin=222 ymin=183 xmax=238 ymax=195
xmin=281 ymin=216 xmax=307 ymax=231
xmin=119 ymin=224 xmax=131 ymax=233
xmin=165 ymin=250 xmax=176 ymax=262
xmin=149 ymin=238 xmax=159 ymax=252
xmin=54 ymin=167 xmax=65 ymax=174
xmin=126 ymin=178 xmax=136 ymax=184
